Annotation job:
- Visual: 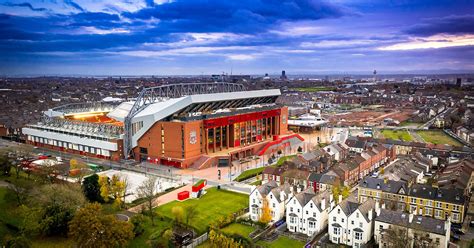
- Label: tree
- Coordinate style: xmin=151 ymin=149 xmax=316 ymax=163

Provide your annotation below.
xmin=136 ymin=176 xmax=158 ymax=225
xmin=380 ymin=167 xmax=385 ymax=175
xmin=69 ymin=158 xmax=89 ymax=182
xmin=30 ymin=184 xmax=87 ymax=236
xmin=82 ymin=174 xmax=103 ymax=202
xmin=130 ymin=214 xmax=149 ymax=237
xmin=341 ymin=186 xmax=350 ymax=199
xmin=8 ymin=182 xmax=30 ymax=206
xmin=259 ymin=198 xmax=272 ymax=224
xmin=184 ymin=205 xmax=198 ymax=227
xmin=99 ymin=175 xmax=110 ymax=202
xmin=69 ymin=203 xmax=134 ymax=248
xmin=0 ymin=149 xmax=12 ymax=176
xmin=383 ymin=225 xmax=410 ymax=248
xmin=172 ymin=206 xmax=185 ymax=226
xmin=12 ymin=146 xmax=34 ymax=179
xmin=34 ymin=160 xmax=60 ymax=184
xmin=98 ymin=174 xmax=126 ymax=207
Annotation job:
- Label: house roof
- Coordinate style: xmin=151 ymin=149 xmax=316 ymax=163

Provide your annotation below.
xmin=375 ymin=209 xmax=447 ymax=235
xmin=256 ymin=181 xmax=278 ymax=196
xmin=359 ymin=177 xmax=408 ymax=195
xmin=408 ymin=184 xmax=465 ymax=205
xmin=338 ymin=199 xmax=360 ymax=216
xmin=294 ymin=188 xmax=316 ymax=206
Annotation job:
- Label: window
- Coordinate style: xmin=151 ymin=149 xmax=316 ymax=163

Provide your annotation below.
xmin=333 ymin=217 xmax=336 ymax=222
xmin=306 ymin=211 xmax=309 ymax=215
xmin=290 ymin=217 xmax=296 ymax=224
xmin=410 ymin=205 xmax=417 ymax=213
xmin=425 ymin=208 xmax=432 ymax=216
xmin=427 ymin=200 xmax=433 ymax=207
xmin=435 ymin=209 xmax=442 ymax=218
xmin=272 ymin=203 xmax=276 ymax=208
xmin=435 ymin=202 xmax=442 ymax=208
xmin=333 ymin=227 xmax=340 ymax=235
xmin=313 ymin=213 xmax=316 ymax=217
xmin=351 ymin=220 xmax=355 ymax=225
xmin=355 ymin=232 xmax=362 ymax=240
xmin=310 ymin=203 xmax=313 ymax=208
xmin=252 ymin=208 xmax=258 ymax=214
xmin=342 ymin=218 xmax=344 ymax=223
xmin=309 ymin=221 xmax=315 ymax=229
xmin=452 ymin=213 xmax=459 ymax=221
xmin=290 ymin=207 xmax=293 ymax=212
xmin=337 ymin=209 xmax=340 ymax=214
xmin=453 ymin=205 xmax=460 ymax=211
xmin=359 ymin=222 xmax=363 ymax=228
xmin=411 ymin=198 xmax=417 ymax=204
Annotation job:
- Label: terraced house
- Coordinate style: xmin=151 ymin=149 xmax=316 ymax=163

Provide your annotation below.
xmin=358 ymin=177 xmax=466 ymax=223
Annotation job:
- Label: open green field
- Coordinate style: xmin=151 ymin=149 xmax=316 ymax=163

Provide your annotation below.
xmin=155 ymin=187 xmax=248 ymax=234
xmin=290 ymin=87 xmax=335 ymax=92
xmin=221 ymin=223 xmax=255 ymax=238
xmin=416 ymin=130 xmax=463 ymax=146
xmin=380 ymin=130 xmax=413 ymax=141
xmin=257 ymin=236 xmax=306 ymax=248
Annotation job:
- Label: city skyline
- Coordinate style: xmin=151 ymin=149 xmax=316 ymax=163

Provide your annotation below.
xmin=1 ymin=0 xmax=474 ymax=75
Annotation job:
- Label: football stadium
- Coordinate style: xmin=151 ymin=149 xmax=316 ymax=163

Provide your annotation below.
xmin=22 ymin=83 xmax=301 ymax=169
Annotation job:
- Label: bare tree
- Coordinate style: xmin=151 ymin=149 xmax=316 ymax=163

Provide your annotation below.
xmin=383 ymin=225 xmax=410 ymax=248
xmin=136 ymin=176 xmax=158 ymax=225
xmin=184 ymin=205 xmax=198 ymax=227
xmin=8 ymin=183 xmax=29 ymax=205
xmin=121 ymin=175 xmax=131 ymax=208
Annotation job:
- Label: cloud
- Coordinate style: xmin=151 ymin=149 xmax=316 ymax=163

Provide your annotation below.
xmin=64 ymin=0 xmax=84 ymax=12
xmin=2 ymin=2 xmax=47 ymax=12
xmin=404 ymin=15 xmax=474 ymax=36
xmin=378 ymin=34 xmax=474 ymax=51
xmin=227 ymin=54 xmax=256 ymax=60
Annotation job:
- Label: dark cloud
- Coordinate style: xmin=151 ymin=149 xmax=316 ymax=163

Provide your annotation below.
xmin=404 ymin=15 xmax=474 ymax=36
xmin=64 ymin=0 xmax=84 ymax=12
xmin=123 ymin=0 xmax=348 ymax=34
xmin=3 ymin=2 xmax=47 ymax=12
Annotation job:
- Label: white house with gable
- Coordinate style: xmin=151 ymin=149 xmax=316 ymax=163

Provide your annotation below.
xmin=249 ymin=181 xmax=292 ymax=223
xmin=329 ymin=197 xmax=376 ymax=248
xmin=287 ymin=188 xmax=335 ymax=236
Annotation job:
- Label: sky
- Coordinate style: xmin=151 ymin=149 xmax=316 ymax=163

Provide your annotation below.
xmin=0 ymin=0 xmax=473 ymax=76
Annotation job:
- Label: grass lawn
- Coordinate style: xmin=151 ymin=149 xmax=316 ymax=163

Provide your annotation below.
xmin=31 ymin=237 xmax=73 ymax=248
xmin=221 ymin=223 xmax=255 ymax=238
xmin=274 ymin=155 xmax=296 ymax=167
xmin=380 ymin=130 xmax=413 ymax=141
xmin=257 ymin=236 xmax=306 ymax=248
xmin=290 ymin=87 xmax=335 ymax=92
xmin=127 ymin=217 xmax=172 ymax=248
xmin=234 ymin=167 xmax=265 ymax=182
xmin=155 ymin=187 xmax=248 ymax=234
xmin=416 ymin=130 xmax=463 ymax=146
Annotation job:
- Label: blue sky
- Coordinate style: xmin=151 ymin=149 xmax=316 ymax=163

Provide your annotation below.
xmin=0 ymin=0 xmax=473 ymax=75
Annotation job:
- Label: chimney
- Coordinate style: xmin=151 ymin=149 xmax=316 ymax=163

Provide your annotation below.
xmin=384 ymin=177 xmax=388 ymax=184
xmin=329 ymin=193 xmax=334 ymax=203
xmin=381 ymin=203 xmax=386 ymax=210
xmin=409 ymin=213 xmax=414 ymax=223
xmin=280 ymin=192 xmax=285 ymax=203
xmin=368 ymin=209 xmax=373 ymax=221
xmin=375 ymin=201 xmax=381 ymax=216
xmin=445 ymin=217 xmax=451 ymax=233
xmin=338 ymin=194 xmax=343 ymax=203
xmin=297 ymin=186 xmax=302 ymax=193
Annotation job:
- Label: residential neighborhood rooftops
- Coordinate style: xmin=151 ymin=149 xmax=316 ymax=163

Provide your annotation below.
xmin=359 ymin=177 xmax=408 ymax=194
xmin=376 ymin=209 xmax=448 ymax=236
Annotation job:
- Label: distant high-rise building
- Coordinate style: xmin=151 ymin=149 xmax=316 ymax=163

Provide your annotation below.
xmin=456 ymin=78 xmax=462 ymax=87
xmin=280 ymin=70 xmax=287 ymax=80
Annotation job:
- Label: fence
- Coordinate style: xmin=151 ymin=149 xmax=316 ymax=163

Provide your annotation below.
xmin=184 ymin=233 xmax=208 ymax=248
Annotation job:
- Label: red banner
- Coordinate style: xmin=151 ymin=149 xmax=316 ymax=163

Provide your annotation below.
xmin=203 ymin=109 xmax=281 ymax=129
